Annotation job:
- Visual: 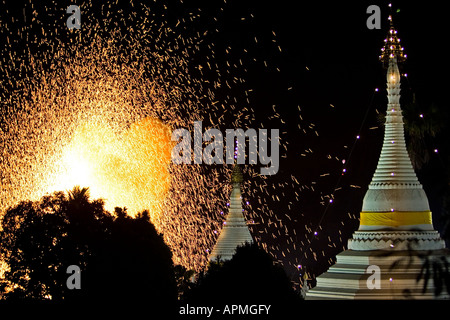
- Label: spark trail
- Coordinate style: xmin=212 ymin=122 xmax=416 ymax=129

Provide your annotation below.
xmin=1 ymin=0 xmax=358 ymax=278
xmin=0 ymin=0 xmax=259 ymax=270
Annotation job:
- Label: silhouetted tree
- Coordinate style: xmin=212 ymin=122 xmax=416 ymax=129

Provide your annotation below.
xmin=184 ymin=243 xmax=302 ymax=318
xmin=402 ymin=101 xmax=445 ymax=170
xmin=0 ymin=187 xmax=177 ymax=311
xmin=174 ymin=265 xmax=195 ymax=300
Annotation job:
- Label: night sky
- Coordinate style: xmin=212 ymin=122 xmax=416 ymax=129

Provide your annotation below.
xmin=1 ymin=0 xmax=449 ymax=285
xmin=197 ymin=0 xmax=450 ymax=279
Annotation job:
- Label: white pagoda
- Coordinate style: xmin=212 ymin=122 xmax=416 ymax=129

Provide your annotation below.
xmin=307 ymin=16 xmax=448 ymax=299
xmin=209 ymin=165 xmax=253 ymax=262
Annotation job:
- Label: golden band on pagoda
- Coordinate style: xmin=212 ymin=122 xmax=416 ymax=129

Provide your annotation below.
xmin=359 ymin=211 xmax=433 ymax=229
xmin=307 ymin=5 xmax=448 ymax=299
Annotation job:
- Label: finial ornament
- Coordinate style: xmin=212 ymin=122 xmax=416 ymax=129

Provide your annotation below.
xmin=379 ymin=5 xmax=406 ymax=68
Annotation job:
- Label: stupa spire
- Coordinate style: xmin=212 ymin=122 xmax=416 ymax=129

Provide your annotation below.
xmin=354 ymin=18 xmax=437 ymax=232
xmin=209 ymin=165 xmax=253 ymax=262
xmin=307 ymin=8 xmax=447 ymax=299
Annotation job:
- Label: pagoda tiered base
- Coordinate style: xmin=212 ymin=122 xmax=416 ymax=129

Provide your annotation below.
xmin=306 ymin=249 xmax=450 ymax=300
xmin=348 ymin=230 xmax=445 ymax=251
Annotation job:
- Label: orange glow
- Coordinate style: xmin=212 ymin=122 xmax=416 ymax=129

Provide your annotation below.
xmin=44 ymin=117 xmax=174 ymax=224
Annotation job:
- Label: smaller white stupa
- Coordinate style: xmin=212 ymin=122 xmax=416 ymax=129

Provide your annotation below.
xmin=209 ymin=165 xmax=253 ymax=262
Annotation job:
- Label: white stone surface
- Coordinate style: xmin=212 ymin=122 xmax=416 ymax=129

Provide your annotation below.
xmin=348 ymin=231 xmax=445 ymax=251
xmin=361 ymin=58 xmax=431 ymax=216
xmin=309 ymin=50 xmax=449 ymax=299
xmin=307 ymin=249 xmax=450 ymax=300
xmin=209 ymin=182 xmax=253 ymax=262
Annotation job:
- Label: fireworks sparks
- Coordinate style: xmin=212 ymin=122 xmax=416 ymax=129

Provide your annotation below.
xmin=1 ymin=0 xmax=258 ymax=271
xmin=43 ymin=117 xmax=174 ymax=223
xmin=0 ymin=0 xmax=363 ymax=280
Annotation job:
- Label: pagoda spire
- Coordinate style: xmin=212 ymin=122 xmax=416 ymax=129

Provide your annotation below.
xmin=307 ymin=9 xmax=447 ymax=299
xmin=344 ymin=15 xmax=446 ymax=251
xmin=209 ymin=165 xmax=253 ymax=262
xmin=353 ymin=19 xmax=437 ymax=233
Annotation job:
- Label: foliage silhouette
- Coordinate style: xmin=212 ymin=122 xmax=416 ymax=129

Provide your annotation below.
xmin=184 ymin=243 xmax=301 ymax=318
xmin=174 ymin=265 xmax=195 ymax=300
xmin=0 ymin=187 xmax=177 ymax=310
